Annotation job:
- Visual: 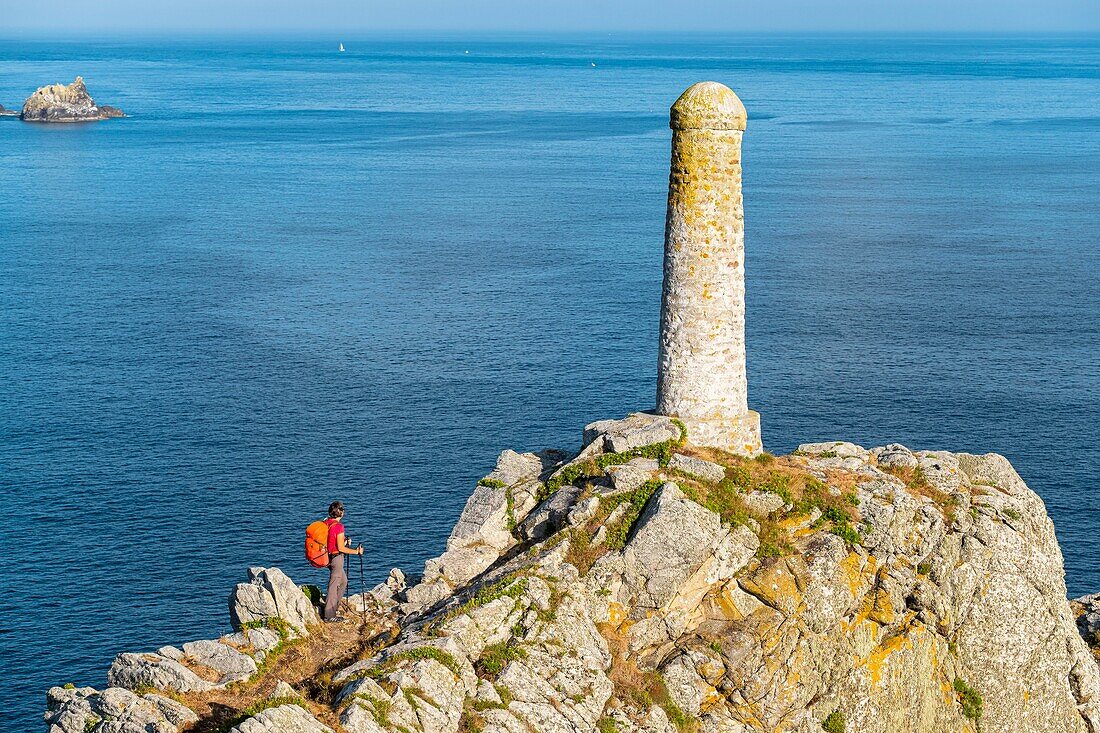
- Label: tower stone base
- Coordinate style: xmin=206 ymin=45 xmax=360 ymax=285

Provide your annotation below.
xmin=676 ymin=410 xmax=762 ymax=457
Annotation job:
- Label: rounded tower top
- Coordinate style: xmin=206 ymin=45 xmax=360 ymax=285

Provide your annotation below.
xmin=670 ymin=81 xmax=747 ymax=132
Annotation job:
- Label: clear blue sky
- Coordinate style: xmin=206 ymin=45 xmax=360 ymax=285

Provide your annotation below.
xmin=1 ymin=0 xmax=1097 ymax=34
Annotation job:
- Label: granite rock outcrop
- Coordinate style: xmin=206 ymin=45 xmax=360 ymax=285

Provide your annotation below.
xmin=21 ymin=77 xmax=125 ymax=122
xmin=42 ymin=414 xmax=1100 ymax=733
xmin=343 ymin=417 xmax=1100 ymax=733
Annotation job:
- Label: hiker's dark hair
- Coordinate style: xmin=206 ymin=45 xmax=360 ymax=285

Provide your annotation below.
xmin=328 ymin=501 xmax=345 ymax=519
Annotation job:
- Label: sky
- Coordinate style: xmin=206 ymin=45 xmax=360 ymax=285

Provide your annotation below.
xmin=1 ymin=0 xmax=1098 ymax=34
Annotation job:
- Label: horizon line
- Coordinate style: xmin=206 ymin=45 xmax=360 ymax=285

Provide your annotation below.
xmin=4 ymin=28 xmax=1100 ymax=40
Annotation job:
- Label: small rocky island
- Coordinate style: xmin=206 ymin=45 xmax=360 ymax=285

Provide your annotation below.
xmin=41 ymin=84 xmax=1100 ymax=733
xmin=19 ymin=76 xmax=125 ymax=122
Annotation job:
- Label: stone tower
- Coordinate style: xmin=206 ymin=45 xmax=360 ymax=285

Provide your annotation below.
xmin=656 ymin=82 xmax=762 ymax=455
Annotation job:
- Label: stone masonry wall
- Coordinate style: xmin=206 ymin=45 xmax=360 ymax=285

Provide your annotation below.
xmin=657 ymin=82 xmax=761 ymax=455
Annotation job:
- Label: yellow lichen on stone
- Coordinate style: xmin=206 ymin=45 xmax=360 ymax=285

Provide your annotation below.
xmin=841 ymin=551 xmax=876 ymax=598
xmin=658 ymin=81 xmax=761 ymax=456
xmin=863 ymin=632 xmax=914 ymax=686
xmin=670 ymin=81 xmax=747 ymax=131
xmin=867 ymin=585 xmax=897 ymax=625
xmin=740 ymin=559 xmax=804 ymax=617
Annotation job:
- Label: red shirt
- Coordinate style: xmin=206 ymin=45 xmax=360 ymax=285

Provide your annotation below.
xmin=325 ymin=519 xmax=345 ymax=554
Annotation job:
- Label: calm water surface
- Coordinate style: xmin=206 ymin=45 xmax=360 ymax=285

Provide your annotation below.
xmin=1 ymin=34 xmax=1098 ymax=726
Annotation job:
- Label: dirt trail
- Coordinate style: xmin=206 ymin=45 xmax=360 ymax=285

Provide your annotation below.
xmin=181 ymin=608 xmax=399 ymax=733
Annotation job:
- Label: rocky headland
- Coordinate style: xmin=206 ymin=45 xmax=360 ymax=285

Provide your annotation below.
xmin=19 ymin=76 xmax=125 ymax=122
xmin=42 ymin=415 xmax=1100 ymax=733
xmin=40 ymin=82 xmax=1100 ymax=733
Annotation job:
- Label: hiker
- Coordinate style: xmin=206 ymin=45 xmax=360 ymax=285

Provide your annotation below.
xmin=320 ymin=501 xmax=362 ymax=622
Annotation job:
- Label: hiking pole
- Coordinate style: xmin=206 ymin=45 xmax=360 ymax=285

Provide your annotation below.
xmin=357 ymin=543 xmax=367 ymax=619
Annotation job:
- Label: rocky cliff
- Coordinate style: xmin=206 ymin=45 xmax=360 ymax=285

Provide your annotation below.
xmin=44 ymin=414 xmax=1100 ymax=733
xmin=21 ymin=77 xmax=125 ymax=122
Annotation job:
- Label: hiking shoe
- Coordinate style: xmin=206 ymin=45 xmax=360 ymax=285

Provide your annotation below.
xmin=324 ymin=616 xmax=348 ymax=623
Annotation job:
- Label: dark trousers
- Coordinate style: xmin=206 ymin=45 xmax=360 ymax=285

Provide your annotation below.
xmin=324 ymin=554 xmax=347 ymax=620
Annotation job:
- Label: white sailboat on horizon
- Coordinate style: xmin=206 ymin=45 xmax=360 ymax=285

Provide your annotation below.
xmin=339 ymin=43 xmax=345 ymax=52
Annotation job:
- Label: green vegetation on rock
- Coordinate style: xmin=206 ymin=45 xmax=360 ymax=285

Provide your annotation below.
xmin=541 ymin=420 xmax=686 ymax=500
xmin=822 ymin=710 xmax=846 ymax=732
xmin=953 ymin=678 xmax=983 ymax=722
xmin=476 ymin=641 xmax=528 ymax=677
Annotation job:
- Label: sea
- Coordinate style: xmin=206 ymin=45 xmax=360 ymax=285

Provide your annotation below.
xmin=1 ymin=34 xmax=1098 ymax=726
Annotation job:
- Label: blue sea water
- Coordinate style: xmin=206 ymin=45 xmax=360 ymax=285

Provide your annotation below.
xmin=1 ymin=33 xmax=1098 ymax=726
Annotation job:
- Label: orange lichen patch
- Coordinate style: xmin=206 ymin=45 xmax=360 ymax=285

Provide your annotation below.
xmin=776 ymin=513 xmax=810 ymax=532
xmin=861 ymin=632 xmax=914 ymax=686
xmin=840 ymin=551 xmax=876 ymax=598
xmin=737 ymin=610 xmax=793 ymax=663
xmin=697 ymin=658 xmax=725 ymax=686
xmin=700 ymin=687 xmax=725 ymax=713
xmin=707 ymin=584 xmax=747 ymax=621
xmin=739 ymin=559 xmax=804 ymax=617
xmin=724 ymin=701 xmax=767 ymax=731
xmin=866 ymin=587 xmax=897 ymax=625
xmin=607 ymin=601 xmax=628 ymax=627
xmin=938 ymin=674 xmax=957 ymax=706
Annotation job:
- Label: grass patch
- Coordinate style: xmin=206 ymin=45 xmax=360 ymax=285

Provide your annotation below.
xmin=676 ymin=455 xmax=865 ymax=557
xmin=392 ymin=647 xmax=464 ymax=678
xmin=464 ymin=576 xmax=529 ymax=615
xmin=348 ymin=694 xmax=392 ymax=728
xmin=478 ymin=478 xmax=506 ymax=489
xmin=602 ymin=481 xmax=662 ymax=550
xmin=211 ymin=695 xmax=307 ymax=733
xmin=755 ymin=521 xmax=793 ymax=559
xmin=237 ymin=617 xmax=303 ymax=677
xmin=599 ymin=623 xmax=698 ymax=733
xmin=564 ymin=528 xmax=601 ymax=574
xmin=829 ymin=522 xmax=861 ymax=545
xmin=358 ymin=645 xmax=466 ymax=684
xmin=300 ymin=584 xmax=323 ymax=606
xmin=476 ymin=641 xmax=528 ymax=677
xmin=597 ymin=717 xmax=619 ymax=733
xmin=431 ymin=575 xmax=529 ymax=634
xmin=953 ymin=678 xmax=982 ymax=722
xmin=679 ymin=478 xmax=751 ymax=528
xmin=504 ymin=488 xmax=517 ymax=531
xmin=563 ymin=480 xmax=664 ymax=573
xmin=674 ymin=449 xmax=862 ymax=555
xmin=459 ymin=712 xmax=485 ymax=733
xmin=540 ymin=420 xmax=686 ymax=501
xmin=241 ymin=617 xmax=291 ymax=638
xmin=470 ymin=685 xmax=512 ymax=712
xmin=822 ymin=710 xmax=845 ymax=732
xmin=881 ymin=465 xmax=958 ymax=523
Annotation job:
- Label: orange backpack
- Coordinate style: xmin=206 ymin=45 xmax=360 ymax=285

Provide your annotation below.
xmin=305 ymin=520 xmax=331 ymax=568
